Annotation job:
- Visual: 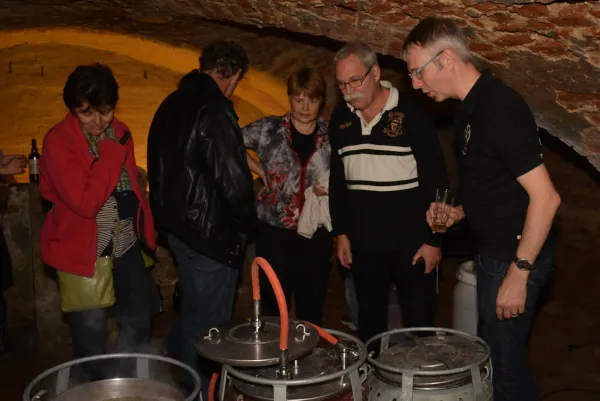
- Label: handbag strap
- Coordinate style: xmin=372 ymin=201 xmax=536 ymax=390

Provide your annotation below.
xmin=111 ymin=218 xmax=121 ymax=259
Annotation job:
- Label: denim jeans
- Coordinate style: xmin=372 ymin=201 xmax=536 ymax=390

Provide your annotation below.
xmin=168 ymin=234 xmax=239 ymax=401
xmin=476 ymin=253 xmax=555 ymax=401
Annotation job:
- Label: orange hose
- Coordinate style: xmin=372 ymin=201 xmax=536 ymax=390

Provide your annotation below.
xmin=208 ymin=372 xmax=218 ymax=401
xmin=251 ymin=257 xmax=261 ymax=301
xmin=251 ymin=257 xmax=289 ymax=350
xmin=306 ymin=322 xmax=338 ymax=345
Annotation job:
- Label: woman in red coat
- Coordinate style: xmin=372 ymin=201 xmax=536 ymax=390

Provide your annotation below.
xmin=40 ymin=63 xmax=157 ymax=364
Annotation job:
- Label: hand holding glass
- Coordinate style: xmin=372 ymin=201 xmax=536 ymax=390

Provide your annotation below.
xmin=432 ymin=188 xmax=455 ymax=233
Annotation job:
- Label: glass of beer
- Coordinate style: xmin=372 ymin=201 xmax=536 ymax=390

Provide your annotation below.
xmin=432 ymin=188 xmax=454 ymax=233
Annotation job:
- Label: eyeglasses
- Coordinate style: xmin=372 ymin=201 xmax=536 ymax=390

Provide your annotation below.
xmin=408 ymin=50 xmax=444 ymax=80
xmin=337 ymin=65 xmax=373 ymax=90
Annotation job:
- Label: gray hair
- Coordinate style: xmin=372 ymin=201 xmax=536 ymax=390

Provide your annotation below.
xmin=334 ymin=41 xmax=378 ymax=69
xmin=402 ymin=17 xmax=472 ymax=63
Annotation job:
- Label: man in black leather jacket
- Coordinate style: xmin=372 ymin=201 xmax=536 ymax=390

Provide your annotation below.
xmin=147 ymin=40 xmax=256 ymax=396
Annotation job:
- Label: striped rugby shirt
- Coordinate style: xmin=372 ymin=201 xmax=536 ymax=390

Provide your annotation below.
xmin=95 ymin=195 xmax=137 ymax=258
xmin=328 ymin=81 xmax=448 ymax=252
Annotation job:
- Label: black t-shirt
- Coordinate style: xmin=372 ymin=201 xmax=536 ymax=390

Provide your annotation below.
xmin=454 ymin=71 xmax=555 ymax=262
xmin=290 ymin=123 xmax=317 ymax=165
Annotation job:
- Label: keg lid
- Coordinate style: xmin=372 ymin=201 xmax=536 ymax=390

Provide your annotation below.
xmin=195 ymin=317 xmax=320 ymax=367
xmin=375 ymin=331 xmax=489 ymax=389
xmin=231 ymin=345 xmax=358 ymax=401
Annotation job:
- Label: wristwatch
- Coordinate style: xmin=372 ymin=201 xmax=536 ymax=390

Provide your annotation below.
xmin=513 ymin=256 xmax=534 ymax=271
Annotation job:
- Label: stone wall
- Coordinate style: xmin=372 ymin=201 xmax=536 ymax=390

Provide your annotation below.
xmin=147 ymin=0 xmax=600 ymax=167
xmin=1 ymin=0 xmax=598 ymax=168
xmin=1 ymin=184 xmax=69 ymax=354
xmin=2 ymin=185 xmax=36 ymax=350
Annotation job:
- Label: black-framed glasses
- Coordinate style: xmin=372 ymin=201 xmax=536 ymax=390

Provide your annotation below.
xmin=408 ymin=50 xmax=444 ymax=80
xmin=338 ymin=65 xmax=373 ymax=90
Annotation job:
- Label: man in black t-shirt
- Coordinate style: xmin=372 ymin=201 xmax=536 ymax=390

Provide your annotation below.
xmin=403 ymin=18 xmax=561 ymax=401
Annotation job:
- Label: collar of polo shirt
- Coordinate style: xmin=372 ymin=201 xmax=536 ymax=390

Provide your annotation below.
xmin=347 ymin=81 xmax=399 ymax=135
xmin=346 ymin=80 xmax=399 ymax=114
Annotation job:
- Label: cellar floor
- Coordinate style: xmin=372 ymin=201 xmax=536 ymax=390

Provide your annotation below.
xmin=3 ymin=247 xmax=600 ymax=401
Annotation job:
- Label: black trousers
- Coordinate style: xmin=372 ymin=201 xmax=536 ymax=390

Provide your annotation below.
xmin=352 ymin=247 xmax=437 ymax=348
xmin=255 ymin=222 xmax=333 ymax=326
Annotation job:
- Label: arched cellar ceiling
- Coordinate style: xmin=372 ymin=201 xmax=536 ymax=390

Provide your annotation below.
xmin=2 ymin=0 xmax=600 ymax=169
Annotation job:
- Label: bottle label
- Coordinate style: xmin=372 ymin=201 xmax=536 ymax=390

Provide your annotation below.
xmin=29 ymin=159 xmax=39 ymax=175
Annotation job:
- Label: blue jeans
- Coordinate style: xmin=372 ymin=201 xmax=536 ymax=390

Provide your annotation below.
xmin=168 ymin=234 xmax=239 ymax=400
xmin=476 ymin=253 xmax=554 ymax=401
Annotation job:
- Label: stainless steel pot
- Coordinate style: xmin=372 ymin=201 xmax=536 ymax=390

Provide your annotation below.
xmin=23 ymin=353 xmax=201 ymax=401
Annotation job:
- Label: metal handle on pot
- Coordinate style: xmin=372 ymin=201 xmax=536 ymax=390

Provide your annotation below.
xmin=471 ymin=365 xmax=484 ymax=401
xmin=481 ymin=364 xmax=491 ymax=381
xmin=481 ymin=364 xmax=494 ymax=398
xmin=358 ymin=364 xmax=370 ymax=383
xmin=31 ymin=389 xmax=48 ymax=401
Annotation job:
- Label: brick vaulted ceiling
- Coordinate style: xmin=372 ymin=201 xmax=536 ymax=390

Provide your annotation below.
xmin=3 ymin=0 xmax=600 ymax=169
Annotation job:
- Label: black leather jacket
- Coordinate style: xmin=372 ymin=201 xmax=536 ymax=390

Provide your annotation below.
xmin=147 ymin=71 xmax=257 ymax=267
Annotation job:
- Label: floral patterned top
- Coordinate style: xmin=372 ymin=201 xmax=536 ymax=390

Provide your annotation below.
xmin=242 ymin=113 xmax=331 ymax=230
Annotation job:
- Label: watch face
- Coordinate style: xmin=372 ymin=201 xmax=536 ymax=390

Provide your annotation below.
xmin=516 ymin=259 xmax=532 ymax=270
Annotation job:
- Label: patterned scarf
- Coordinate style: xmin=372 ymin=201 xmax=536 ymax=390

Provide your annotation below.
xmin=84 ymin=125 xmax=132 ymax=192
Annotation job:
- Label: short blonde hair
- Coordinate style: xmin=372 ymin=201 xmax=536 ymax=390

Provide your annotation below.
xmin=402 ymin=17 xmax=472 ymax=62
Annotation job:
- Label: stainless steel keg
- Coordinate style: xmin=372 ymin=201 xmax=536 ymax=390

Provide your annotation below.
xmin=367 ymin=328 xmax=493 ymax=401
xmin=195 ymin=318 xmax=368 ymax=401
xmin=193 ymin=262 xmax=370 ymax=401
xmin=219 ymin=328 xmax=368 ymax=401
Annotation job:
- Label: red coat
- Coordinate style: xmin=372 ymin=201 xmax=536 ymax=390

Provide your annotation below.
xmin=40 ymin=113 xmax=156 ymax=277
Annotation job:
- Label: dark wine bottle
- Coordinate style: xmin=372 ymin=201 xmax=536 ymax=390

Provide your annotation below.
xmin=28 ymin=138 xmax=41 ymax=183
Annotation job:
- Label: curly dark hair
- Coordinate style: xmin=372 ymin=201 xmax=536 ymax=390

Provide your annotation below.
xmin=63 ymin=63 xmax=119 ymax=111
xmin=200 ymin=40 xmax=249 ymax=80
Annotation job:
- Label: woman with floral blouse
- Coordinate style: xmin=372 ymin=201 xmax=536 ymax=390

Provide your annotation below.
xmin=242 ymin=67 xmax=332 ymax=325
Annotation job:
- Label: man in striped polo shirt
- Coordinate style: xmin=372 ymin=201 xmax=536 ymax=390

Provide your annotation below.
xmin=329 ymin=41 xmax=448 ymax=345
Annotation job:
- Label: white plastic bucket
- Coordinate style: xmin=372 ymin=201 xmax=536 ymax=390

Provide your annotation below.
xmin=453 ymin=260 xmax=478 ymax=336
